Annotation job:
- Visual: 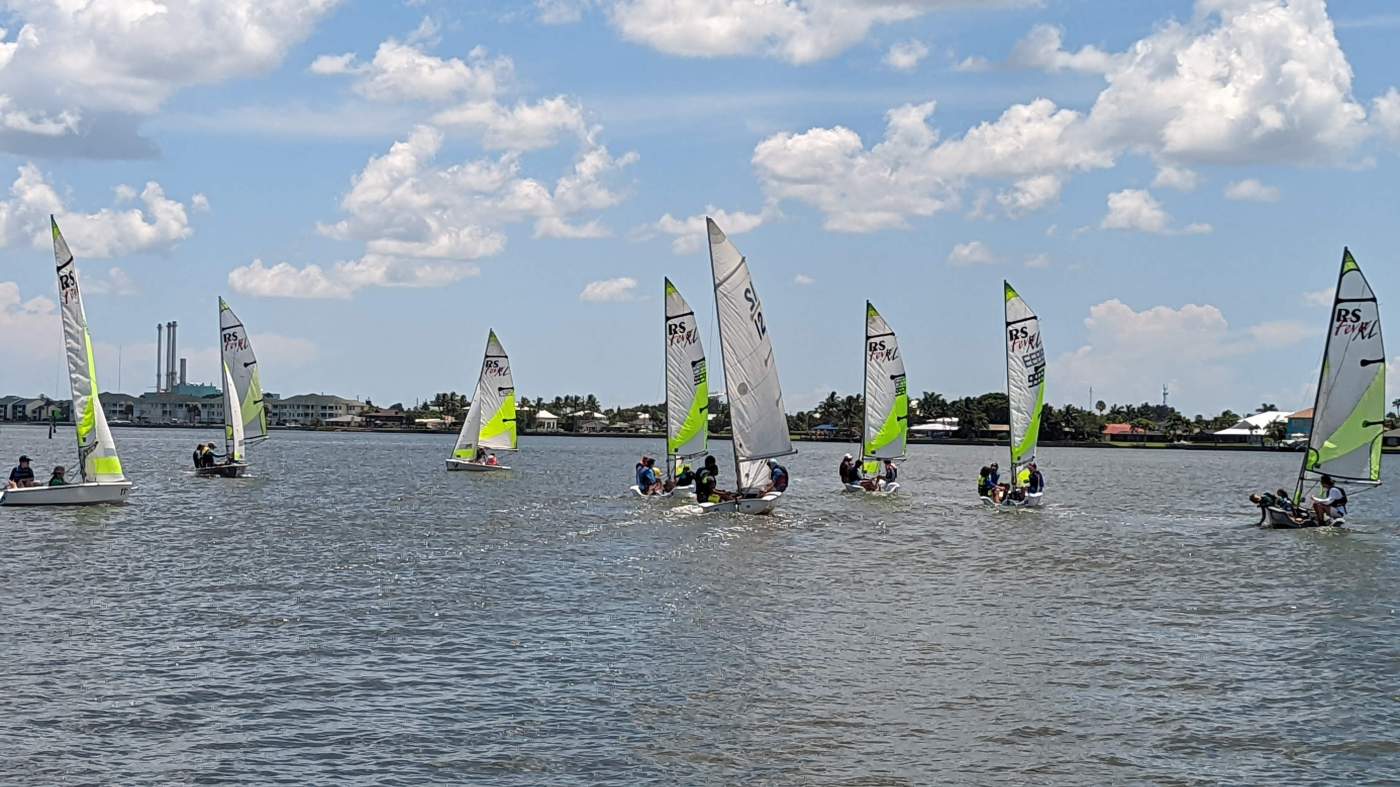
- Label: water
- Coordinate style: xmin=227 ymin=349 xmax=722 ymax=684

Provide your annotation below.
xmin=3 ymin=426 xmax=1399 ymax=785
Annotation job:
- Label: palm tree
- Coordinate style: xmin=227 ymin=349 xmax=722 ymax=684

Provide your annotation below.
xmin=1258 ymin=402 xmax=1278 ymax=413
xmin=1095 ymin=400 xmax=1106 ymax=417
xmin=1392 ymin=397 xmax=1400 ymax=417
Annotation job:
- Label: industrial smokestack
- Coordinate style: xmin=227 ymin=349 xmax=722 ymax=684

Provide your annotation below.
xmin=155 ymin=323 xmax=163 ymax=392
xmin=179 ymin=358 xmax=187 ymax=386
xmin=167 ymin=321 xmax=178 ymax=392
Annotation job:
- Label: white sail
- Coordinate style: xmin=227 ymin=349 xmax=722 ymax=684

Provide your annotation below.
xmin=1300 ymin=248 xmax=1386 ymax=488
xmin=665 ymin=278 xmax=708 ymax=476
xmin=451 ymin=330 xmax=517 ymax=460
xmin=219 ymin=297 xmax=268 ymax=444
xmin=707 ymin=218 xmax=794 ymax=493
xmin=222 ymin=362 xmax=246 ymax=462
xmin=52 ymin=217 xmax=125 ymax=484
xmin=862 ymin=301 xmax=907 ymax=475
xmin=1005 ymin=281 xmax=1045 ymax=484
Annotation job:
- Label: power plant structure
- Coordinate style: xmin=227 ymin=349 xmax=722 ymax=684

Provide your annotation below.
xmin=153 ymin=321 xmax=189 ymax=393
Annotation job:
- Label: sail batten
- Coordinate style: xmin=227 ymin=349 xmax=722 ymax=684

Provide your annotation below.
xmin=1004 ymin=281 xmax=1045 ymax=484
xmin=53 ymin=217 xmax=125 ymax=484
xmin=862 ymin=301 xmax=907 ymax=474
xmin=707 ymin=218 xmax=794 ymax=493
xmin=1298 ymin=248 xmax=1385 ymax=491
xmin=664 ymin=278 xmax=708 ymax=475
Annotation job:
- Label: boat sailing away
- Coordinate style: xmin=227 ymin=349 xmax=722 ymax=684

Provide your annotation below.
xmin=447 ymin=330 xmax=517 ymax=472
xmin=983 ymin=281 xmax=1046 ymax=508
xmin=1 ymin=217 xmax=132 ymax=506
xmin=199 ymin=297 xmax=269 ymax=478
xmin=695 ymin=218 xmax=795 ymax=515
xmin=1260 ymin=249 xmax=1385 ymax=528
xmin=631 ymin=278 xmax=708 ymax=497
xmin=846 ymin=301 xmax=907 ymax=494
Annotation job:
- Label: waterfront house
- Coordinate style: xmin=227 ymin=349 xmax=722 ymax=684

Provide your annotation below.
xmin=534 ymin=410 xmax=560 ymax=431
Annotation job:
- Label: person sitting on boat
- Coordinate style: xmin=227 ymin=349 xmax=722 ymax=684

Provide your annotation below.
xmin=475 ymin=447 xmax=488 ymax=463
xmin=7 ymin=455 xmax=35 ymax=488
xmin=695 ymin=456 xmax=735 ymax=504
xmin=638 ymin=457 xmax=662 ymax=494
xmin=1027 ymin=463 xmax=1044 ymax=495
xmin=988 ymin=463 xmax=1008 ymax=504
xmin=764 ymin=459 xmax=789 ymax=493
xmin=1311 ymin=475 xmax=1346 ymax=524
xmin=47 ymin=465 xmax=68 ymax=486
xmin=880 ymin=459 xmax=898 ymax=488
xmin=200 ymin=443 xmax=220 ymax=468
xmin=977 ymin=466 xmax=992 ymax=498
xmin=838 ymin=454 xmax=855 ymax=485
xmin=192 ymin=443 xmax=205 ymax=469
xmin=485 ymin=453 xmax=499 ymax=467
xmin=674 ymin=463 xmax=695 ymax=486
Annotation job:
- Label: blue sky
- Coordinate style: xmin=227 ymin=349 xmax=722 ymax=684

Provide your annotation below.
xmin=2 ymin=0 xmax=1398 ymax=417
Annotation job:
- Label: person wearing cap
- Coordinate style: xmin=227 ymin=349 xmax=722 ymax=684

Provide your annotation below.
xmin=47 ymin=465 xmax=68 ymax=486
xmin=763 ymin=458 xmax=789 ymax=494
xmin=7 ymin=455 xmax=35 ymax=488
xmin=880 ymin=459 xmax=898 ymax=489
xmin=838 ymin=454 xmax=857 ymax=485
xmin=1311 ymin=474 xmax=1347 ymax=524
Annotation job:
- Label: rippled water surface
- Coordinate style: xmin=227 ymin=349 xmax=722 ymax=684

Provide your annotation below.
xmin=3 ymin=426 xmax=1399 ymax=785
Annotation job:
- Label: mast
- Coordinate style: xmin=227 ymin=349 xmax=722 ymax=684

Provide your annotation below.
xmin=663 ymin=277 xmax=672 ymax=482
xmin=1004 ymin=280 xmax=1016 ymax=488
xmin=860 ymin=300 xmax=871 ymax=473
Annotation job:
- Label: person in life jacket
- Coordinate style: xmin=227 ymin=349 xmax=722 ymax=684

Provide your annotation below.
xmin=880 ymin=459 xmax=898 ymax=488
xmin=1027 ymin=463 xmax=1044 ymax=495
xmin=839 ymin=454 xmax=857 ymax=485
xmin=1311 ymin=474 xmax=1347 ymax=524
xmin=764 ymin=459 xmax=789 ymax=493
xmin=977 ymin=466 xmax=992 ymax=498
xmin=674 ymin=463 xmax=695 ymax=486
xmin=694 ymin=455 xmax=735 ymax=504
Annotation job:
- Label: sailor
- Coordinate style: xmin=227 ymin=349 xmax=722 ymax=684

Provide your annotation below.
xmin=47 ymin=465 xmax=68 ymax=486
xmin=881 ymin=459 xmax=898 ymax=488
xmin=201 ymin=443 xmax=219 ymax=468
xmin=977 ymin=466 xmax=992 ymax=498
xmin=475 ymin=447 xmax=488 ymax=463
xmin=1311 ymin=474 xmax=1347 ymax=524
xmin=639 ymin=457 xmax=661 ymax=494
xmin=192 ymin=443 xmax=205 ymax=469
xmin=838 ymin=454 xmax=856 ymax=485
xmin=988 ymin=463 xmax=1007 ymax=503
xmin=1027 ymin=463 xmax=1044 ymax=495
xmin=7 ymin=455 xmax=35 ymax=488
xmin=485 ymin=453 xmax=499 ymax=467
xmin=695 ymin=456 xmax=734 ymax=503
xmin=765 ymin=459 xmax=789 ymax=493
xmin=674 ymin=463 xmax=695 ymax=486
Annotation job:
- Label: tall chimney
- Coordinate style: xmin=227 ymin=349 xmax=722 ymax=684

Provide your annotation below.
xmin=155 ymin=323 xmax=163 ymax=392
xmin=179 ymin=358 xmax=187 ymax=386
xmin=167 ymin=321 xmax=178 ymax=391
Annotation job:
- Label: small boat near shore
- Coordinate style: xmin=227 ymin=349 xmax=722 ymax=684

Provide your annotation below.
xmin=983 ymin=281 xmax=1045 ymax=509
xmin=630 ymin=278 xmax=709 ymax=498
xmin=446 ymin=330 xmax=518 ymax=472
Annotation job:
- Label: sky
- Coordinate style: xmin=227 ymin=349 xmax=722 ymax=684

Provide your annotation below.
xmin=1 ymin=0 xmax=1399 ymax=418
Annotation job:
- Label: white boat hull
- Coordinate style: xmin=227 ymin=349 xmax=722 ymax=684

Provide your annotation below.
xmin=629 ymin=483 xmax=694 ymax=498
xmin=1 ymin=481 xmax=133 ymax=506
xmin=445 ymin=459 xmax=511 ymax=472
xmin=697 ymin=491 xmax=783 ymax=516
xmin=980 ymin=492 xmax=1044 ymax=509
xmin=844 ymin=482 xmax=900 ymax=495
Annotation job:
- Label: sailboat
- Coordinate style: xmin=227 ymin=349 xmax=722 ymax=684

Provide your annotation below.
xmin=1261 ymin=249 xmax=1385 ymax=528
xmin=983 ymin=280 xmax=1045 ymax=508
xmin=446 ymin=330 xmax=517 ymax=471
xmin=847 ymin=301 xmax=907 ymax=493
xmin=698 ymin=218 xmax=795 ymax=515
xmin=198 ymin=297 xmax=269 ymax=478
xmin=631 ymin=278 xmax=708 ymax=496
xmin=1 ymin=217 xmax=132 ymax=506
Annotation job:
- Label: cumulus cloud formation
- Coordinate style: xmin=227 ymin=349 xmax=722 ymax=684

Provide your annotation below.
xmin=579 ymin=276 xmax=637 ymax=302
xmin=604 ymin=0 xmax=1034 ymax=65
xmin=0 ymin=164 xmax=198 ymax=257
xmin=750 ymin=0 xmax=1379 ymax=231
xmin=1057 ymin=298 xmax=1313 ymax=413
xmin=311 ymin=33 xmax=512 ymax=103
xmin=1375 ymin=88 xmax=1400 ymax=143
xmin=84 ymin=266 xmax=140 ymax=296
xmin=0 ymin=0 xmax=338 ymax=156
xmin=1223 ymin=178 xmax=1281 ymax=202
xmin=1100 ymin=189 xmax=1169 ymax=233
xmin=646 ymin=203 xmax=776 ymax=254
xmin=794 ymin=273 xmax=816 ymax=285
xmin=883 ymin=40 xmax=929 ymax=72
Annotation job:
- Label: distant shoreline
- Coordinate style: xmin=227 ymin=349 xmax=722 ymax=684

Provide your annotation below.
xmin=10 ymin=421 xmax=1395 ymax=453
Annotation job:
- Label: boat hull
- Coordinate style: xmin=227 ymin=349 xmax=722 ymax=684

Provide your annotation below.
xmin=630 ymin=483 xmax=694 ymax=498
xmin=844 ymin=482 xmax=900 ymax=495
xmin=980 ymin=492 xmax=1044 ymax=509
xmin=196 ymin=463 xmax=247 ymax=478
xmin=697 ymin=491 xmax=782 ymax=516
xmin=446 ymin=459 xmax=511 ymax=472
xmin=1259 ymin=505 xmax=1337 ymax=529
xmin=0 ymin=481 xmax=133 ymax=506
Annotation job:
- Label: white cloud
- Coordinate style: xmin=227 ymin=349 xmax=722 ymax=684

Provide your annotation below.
xmin=1100 ymin=189 xmax=1169 ymax=233
xmin=605 ymin=0 xmax=1034 ymax=65
xmin=0 ymin=164 xmax=198 ymax=257
xmin=1152 ymin=164 xmax=1199 ymax=191
xmin=884 ymin=40 xmax=929 ymax=72
xmin=1056 ymin=298 xmax=1312 ymax=414
xmin=1301 ymin=287 xmax=1334 ymax=307
xmin=311 ymin=35 xmax=512 ymax=103
xmin=1008 ymin=24 xmax=1113 ymax=73
xmin=579 ymin=276 xmax=638 ymax=302
xmin=996 ymin=174 xmax=1062 ymax=217
xmin=0 ymin=1 xmax=339 ymax=155
xmin=1224 ymin=178 xmax=1280 ymax=202
xmin=750 ymin=0 xmax=1372 ymax=231
xmin=955 ymin=55 xmax=991 ymax=72
xmin=433 ymin=95 xmax=588 ymax=152
xmin=0 ymin=280 xmax=56 ymax=360
xmin=647 ymin=204 xmax=775 ymax=254
xmin=1024 ymin=253 xmax=1050 ymax=269
xmin=947 ymin=240 xmax=996 ymax=266
xmin=1375 ymin=88 xmax=1400 ymax=143
xmin=794 ymin=273 xmax=816 ymax=285
xmin=228 ymin=259 xmax=354 ymax=300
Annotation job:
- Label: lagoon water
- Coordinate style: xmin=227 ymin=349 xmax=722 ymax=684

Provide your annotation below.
xmin=2 ymin=427 xmax=1399 ymax=785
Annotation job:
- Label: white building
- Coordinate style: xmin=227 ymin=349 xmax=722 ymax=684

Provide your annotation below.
xmin=266 ymin=394 xmax=368 ymax=425
xmin=535 ymin=409 xmax=559 ymax=431
xmin=1214 ymin=410 xmax=1293 ymax=444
